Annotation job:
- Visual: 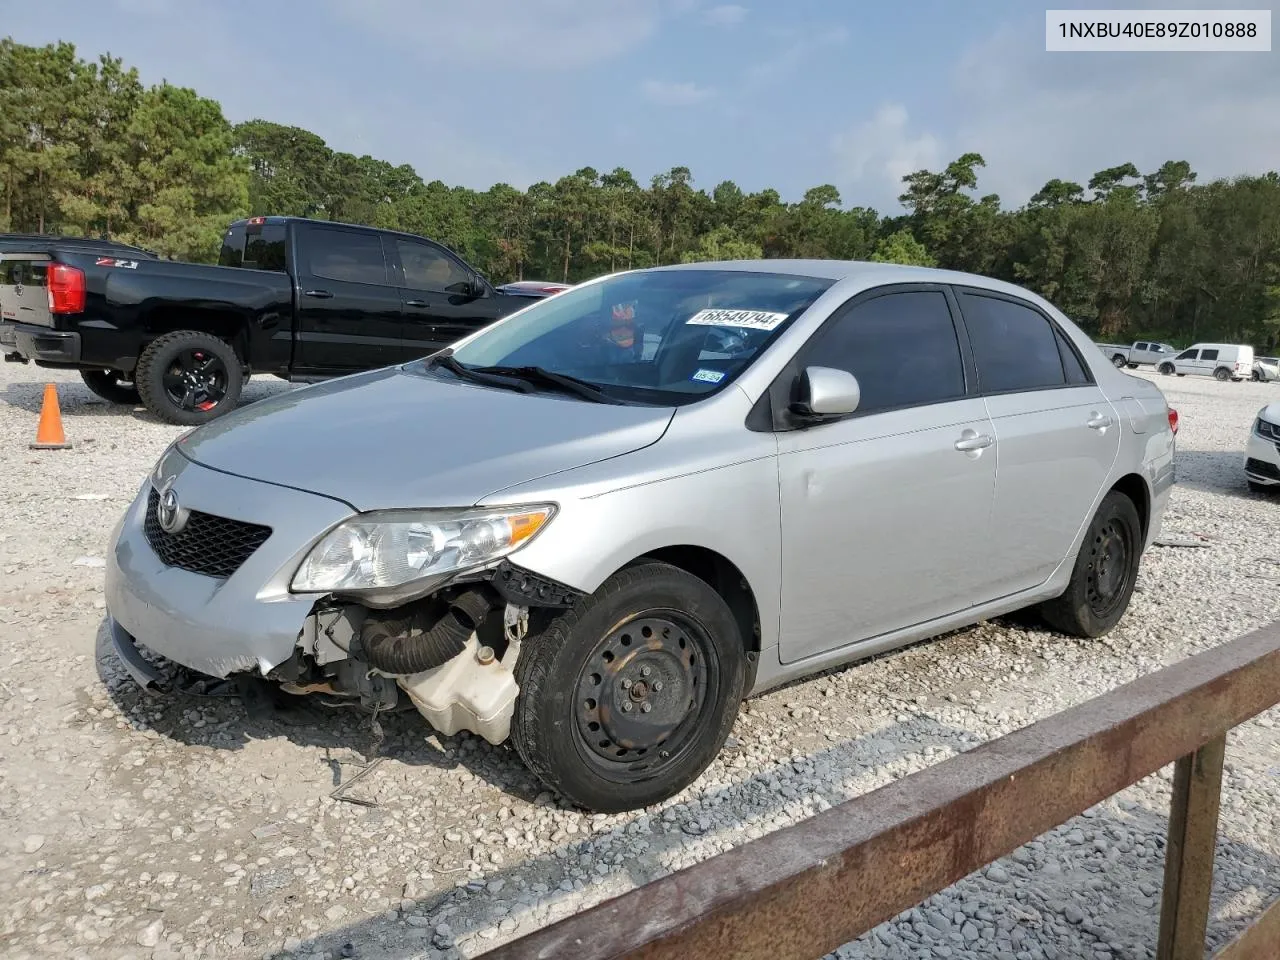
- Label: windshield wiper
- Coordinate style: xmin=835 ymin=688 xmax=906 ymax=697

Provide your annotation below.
xmin=426 ymin=353 xmax=534 ymax=393
xmin=469 ymin=365 xmax=625 ymax=405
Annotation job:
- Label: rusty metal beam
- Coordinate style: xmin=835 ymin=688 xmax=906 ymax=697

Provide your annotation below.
xmin=1210 ymin=896 xmax=1280 ymax=960
xmin=484 ymin=621 xmax=1280 ymax=960
xmin=1157 ymin=735 xmax=1226 ymax=960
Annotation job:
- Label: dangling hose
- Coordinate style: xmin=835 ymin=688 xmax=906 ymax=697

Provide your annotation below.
xmin=360 ymin=588 xmax=498 ymax=675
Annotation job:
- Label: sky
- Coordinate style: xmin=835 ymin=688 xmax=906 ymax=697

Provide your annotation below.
xmin=7 ymin=0 xmax=1279 ymax=214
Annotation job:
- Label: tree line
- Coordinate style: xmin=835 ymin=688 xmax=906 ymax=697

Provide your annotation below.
xmin=2 ymin=38 xmax=1278 ymax=348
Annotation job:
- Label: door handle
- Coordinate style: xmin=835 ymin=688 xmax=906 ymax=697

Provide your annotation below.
xmin=303 ymin=289 xmax=333 ymax=299
xmin=405 ymin=299 xmax=429 ymax=308
xmin=954 ymin=433 xmax=993 ymax=452
xmin=1087 ymin=413 xmax=1114 ymax=430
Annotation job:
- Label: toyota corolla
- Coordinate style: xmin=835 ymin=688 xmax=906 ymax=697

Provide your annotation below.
xmin=105 ymin=260 xmax=1178 ymax=813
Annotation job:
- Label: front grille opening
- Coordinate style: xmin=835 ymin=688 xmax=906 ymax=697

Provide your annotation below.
xmin=144 ymin=489 xmax=272 ymax=579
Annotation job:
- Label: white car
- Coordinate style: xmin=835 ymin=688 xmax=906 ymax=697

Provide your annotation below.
xmin=1157 ymin=342 xmax=1253 ymax=381
xmin=1253 ymin=356 xmax=1280 ymax=382
xmin=1246 ymin=403 xmax=1280 ymax=492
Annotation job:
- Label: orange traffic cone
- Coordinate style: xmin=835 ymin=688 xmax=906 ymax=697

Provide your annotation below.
xmin=30 ymin=383 xmax=71 ymax=450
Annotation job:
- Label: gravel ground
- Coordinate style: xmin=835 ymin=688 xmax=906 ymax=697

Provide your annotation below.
xmin=1 ymin=363 xmax=1278 ymax=960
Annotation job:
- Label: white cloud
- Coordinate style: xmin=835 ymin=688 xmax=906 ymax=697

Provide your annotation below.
xmin=703 ymin=4 xmax=746 ymax=26
xmin=325 ymin=0 xmax=663 ymax=70
xmin=830 ymin=104 xmax=944 ymax=208
xmin=947 ymin=18 xmax=1280 ymax=205
xmin=641 ymin=79 xmax=716 ymax=106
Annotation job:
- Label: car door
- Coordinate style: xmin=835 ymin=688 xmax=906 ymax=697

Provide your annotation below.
xmin=953 ymin=288 xmax=1121 ymax=595
xmin=1172 ymin=348 xmax=1198 ymax=374
xmin=292 ymin=224 xmax=400 ymax=372
xmin=391 ymin=237 xmax=508 ymax=362
xmin=777 ymin=286 xmax=997 ymax=664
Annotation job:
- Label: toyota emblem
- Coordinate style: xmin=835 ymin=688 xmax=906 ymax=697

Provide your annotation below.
xmin=156 ymin=484 xmax=187 ymax=534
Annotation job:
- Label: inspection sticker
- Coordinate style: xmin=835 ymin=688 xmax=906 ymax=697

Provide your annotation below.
xmin=690 ymin=368 xmax=725 ymax=384
xmin=685 ymin=308 xmax=788 ymax=331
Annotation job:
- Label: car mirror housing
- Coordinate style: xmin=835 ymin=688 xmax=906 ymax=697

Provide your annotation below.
xmin=791 ymin=366 xmax=860 ymax=419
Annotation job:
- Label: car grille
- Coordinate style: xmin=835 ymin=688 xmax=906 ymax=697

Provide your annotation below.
xmin=1246 ymin=458 xmax=1280 ymax=481
xmin=143 ymin=488 xmax=272 ymax=579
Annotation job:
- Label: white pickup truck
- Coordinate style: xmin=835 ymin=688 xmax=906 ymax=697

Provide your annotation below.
xmin=1095 ymin=340 xmax=1177 ymax=369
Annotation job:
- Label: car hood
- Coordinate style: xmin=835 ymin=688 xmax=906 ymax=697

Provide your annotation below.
xmin=177 ymin=366 xmax=676 ymax=511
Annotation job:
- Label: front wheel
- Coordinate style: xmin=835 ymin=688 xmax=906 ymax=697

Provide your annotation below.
xmin=1038 ymin=491 xmax=1142 ymax=638
xmin=511 ymin=561 xmax=746 ymax=813
xmin=136 ymin=331 xmax=244 ymax=426
xmin=1158 ymin=363 xmax=1174 ymax=376
xmin=80 ymin=369 xmax=140 ymax=405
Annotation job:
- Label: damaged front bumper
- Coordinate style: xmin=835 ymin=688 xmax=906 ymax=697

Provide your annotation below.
xmin=104 ymin=449 xmax=580 ymax=744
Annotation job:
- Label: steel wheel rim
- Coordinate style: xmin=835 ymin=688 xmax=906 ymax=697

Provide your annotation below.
xmin=1086 ymin=518 xmax=1133 ymax=619
xmin=162 ymin=348 xmax=228 ymax=412
xmin=573 ymin=611 xmax=716 ymax=784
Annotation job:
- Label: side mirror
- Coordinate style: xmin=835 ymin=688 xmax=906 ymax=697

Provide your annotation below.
xmin=791 ymin=366 xmax=860 ymax=418
xmin=467 ymin=275 xmax=488 ymax=298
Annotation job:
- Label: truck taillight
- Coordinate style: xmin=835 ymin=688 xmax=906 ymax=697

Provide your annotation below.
xmin=47 ymin=264 xmax=86 ymax=314
xmin=1168 ymin=407 xmax=1179 ymax=434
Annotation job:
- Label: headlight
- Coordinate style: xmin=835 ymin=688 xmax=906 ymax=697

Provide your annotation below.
xmin=291 ymin=504 xmax=555 ymax=593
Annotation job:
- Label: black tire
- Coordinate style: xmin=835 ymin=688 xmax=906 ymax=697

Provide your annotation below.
xmin=1039 ymin=491 xmax=1143 ymax=639
xmin=1249 ymin=480 xmax=1272 ymax=495
xmin=511 ymin=561 xmax=746 ymax=813
xmin=1213 ymin=367 xmax=1230 ymax=381
xmin=1111 ymin=354 xmax=1127 ymax=368
xmin=1126 ymin=362 xmax=1139 ymax=369
xmin=80 ymin=369 xmax=139 ymax=405
xmin=1252 ymin=371 xmax=1261 ymax=382
xmin=1176 ymin=373 xmax=1185 ymax=377
xmin=136 ymin=331 xmax=244 ymax=426
xmin=1158 ymin=363 xmax=1174 ymax=376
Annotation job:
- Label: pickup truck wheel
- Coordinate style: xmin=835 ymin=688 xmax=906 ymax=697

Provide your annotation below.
xmin=79 ymin=369 xmax=140 ymax=405
xmin=1126 ymin=362 xmax=1138 ymax=369
xmin=1213 ymin=367 xmax=1231 ymax=381
xmin=1038 ymin=490 xmax=1141 ymax=639
xmin=510 ymin=561 xmax=745 ymax=814
xmin=1158 ymin=363 xmax=1174 ymax=375
xmin=136 ymin=331 xmax=243 ymax=426
xmin=1111 ymin=354 xmax=1127 ymax=368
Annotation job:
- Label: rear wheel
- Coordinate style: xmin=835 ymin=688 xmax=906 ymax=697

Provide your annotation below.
xmin=79 ymin=369 xmax=139 ymax=405
xmin=1111 ymin=354 xmax=1127 ymax=368
xmin=1039 ymin=491 xmax=1142 ymax=638
xmin=136 ymin=331 xmax=244 ymax=426
xmin=1213 ymin=367 xmax=1231 ymax=381
xmin=1158 ymin=363 xmax=1174 ymax=375
xmin=511 ymin=561 xmax=745 ymax=813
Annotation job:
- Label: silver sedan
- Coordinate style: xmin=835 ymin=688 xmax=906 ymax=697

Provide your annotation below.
xmin=105 ymin=260 xmax=1178 ymax=813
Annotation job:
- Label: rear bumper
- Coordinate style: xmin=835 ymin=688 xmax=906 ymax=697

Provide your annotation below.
xmin=1 ymin=321 xmax=81 ymax=363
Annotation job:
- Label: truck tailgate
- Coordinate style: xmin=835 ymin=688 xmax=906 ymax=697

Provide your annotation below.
xmin=0 ymin=254 xmax=55 ymax=327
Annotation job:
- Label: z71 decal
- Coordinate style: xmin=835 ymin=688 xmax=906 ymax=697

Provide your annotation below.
xmin=95 ymin=257 xmax=139 ymax=269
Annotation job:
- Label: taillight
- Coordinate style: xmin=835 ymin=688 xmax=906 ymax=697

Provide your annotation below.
xmin=47 ymin=264 xmax=86 ymax=314
xmin=1168 ymin=407 xmax=1179 ymax=434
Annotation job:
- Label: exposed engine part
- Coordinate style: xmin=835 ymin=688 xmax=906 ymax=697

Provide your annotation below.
xmin=299 ymin=603 xmax=365 ymax=665
xmin=334 ymin=659 xmax=400 ymax=712
xmin=504 ymin=603 xmax=530 ymax=643
xmin=360 ymin=587 xmax=500 ymax=675
xmin=397 ymin=633 xmax=522 ymax=745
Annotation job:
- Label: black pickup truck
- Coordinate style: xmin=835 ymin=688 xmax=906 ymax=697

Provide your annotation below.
xmin=0 ymin=217 xmax=539 ymax=424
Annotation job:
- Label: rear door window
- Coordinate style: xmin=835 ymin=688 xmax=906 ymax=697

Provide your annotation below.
xmin=243 ymin=223 xmax=288 ymax=271
xmin=959 ymin=292 xmax=1066 ymax=393
xmin=1200 ymin=348 xmax=1219 ymax=361
xmin=300 ymin=227 xmax=389 ymax=285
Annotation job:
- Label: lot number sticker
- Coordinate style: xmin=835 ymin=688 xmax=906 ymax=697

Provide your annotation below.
xmin=686 ymin=309 xmax=788 ymax=331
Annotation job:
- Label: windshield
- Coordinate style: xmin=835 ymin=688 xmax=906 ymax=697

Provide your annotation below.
xmin=438 ymin=268 xmax=832 ymax=405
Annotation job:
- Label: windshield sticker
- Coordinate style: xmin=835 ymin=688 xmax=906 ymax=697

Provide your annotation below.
xmin=691 ymin=368 xmax=725 ymax=384
xmin=686 ymin=308 xmax=788 ymax=331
